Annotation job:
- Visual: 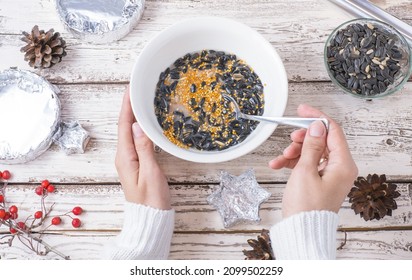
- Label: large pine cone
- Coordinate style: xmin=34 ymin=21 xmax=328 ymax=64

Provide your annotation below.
xmin=20 ymin=25 xmax=67 ymax=68
xmin=243 ymin=229 xmax=274 ymax=260
xmin=348 ymin=174 xmax=401 ymax=221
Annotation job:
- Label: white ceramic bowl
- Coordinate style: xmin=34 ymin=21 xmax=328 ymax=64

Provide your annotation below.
xmin=130 ymin=17 xmax=288 ymax=163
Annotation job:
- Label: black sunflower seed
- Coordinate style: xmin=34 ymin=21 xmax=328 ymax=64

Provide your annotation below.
xmin=190 ymin=84 xmax=197 ymax=93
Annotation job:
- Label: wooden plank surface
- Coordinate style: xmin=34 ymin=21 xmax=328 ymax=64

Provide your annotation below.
xmin=1 ymin=231 xmax=411 ymax=260
xmin=1 ymin=183 xmax=411 ymax=233
xmin=0 ymin=0 xmax=410 ymax=83
xmin=2 ymin=82 xmax=412 ymax=183
xmin=1 ymin=0 xmax=412 ymax=260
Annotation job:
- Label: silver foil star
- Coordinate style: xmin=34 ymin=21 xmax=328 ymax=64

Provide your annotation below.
xmin=207 ymin=169 xmax=271 ymax=228
xmin=53 ymin=121 xmax=90 ymax=155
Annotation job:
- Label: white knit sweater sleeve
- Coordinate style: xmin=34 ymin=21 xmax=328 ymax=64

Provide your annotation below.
xmin=104 ymin=202 xmax=175 ymax=260
xmin=270 ymin=210 xmax=339 ymax=259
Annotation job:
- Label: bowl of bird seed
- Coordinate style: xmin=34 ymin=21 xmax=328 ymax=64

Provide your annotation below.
xmin=325 ymin=18 xmax=411 ymax=98
xmin=130 ymin=17 xmax=288 ymax=163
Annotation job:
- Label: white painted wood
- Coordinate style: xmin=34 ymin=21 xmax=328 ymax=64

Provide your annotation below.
xmin=0 ymin=183 xmax=411 ymax=233
xmin=1 ymin=0 xmax=412 ymax=260
xmin=1 ymin=231 xmax=411 ymax=260
xmin=1 ymin=82 xmax=412 ymax=183
xmin=0 ymin=0 xmax=410 ymax=83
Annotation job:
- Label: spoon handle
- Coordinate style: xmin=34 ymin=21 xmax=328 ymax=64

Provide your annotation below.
xmin=243 ymin=115 xmax=330 ymax=131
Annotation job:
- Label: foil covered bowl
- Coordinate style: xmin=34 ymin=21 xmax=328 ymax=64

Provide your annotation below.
xmin=0 ymin=69 xmax=61 ymax=164
xmin=55 ymin=0 xmax=145 ymax=44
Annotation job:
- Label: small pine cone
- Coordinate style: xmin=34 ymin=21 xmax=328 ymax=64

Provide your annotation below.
xmin=242 ymin=229 xmax=275 ymax=260
xmin=348 ymin=174 xmax=401 ymax=221
xmin=20 ymin=25 xmax=67 ymax=68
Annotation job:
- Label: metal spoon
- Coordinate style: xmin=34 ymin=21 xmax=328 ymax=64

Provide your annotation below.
xmin=222 ymin=94 xmax=329 ymax=131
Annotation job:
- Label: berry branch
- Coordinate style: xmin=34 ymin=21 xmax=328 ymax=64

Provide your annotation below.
xmin=337 ymin=231 xmax=348 ymax=250
xmin=0 ymin=170 xmax=84 ymax=260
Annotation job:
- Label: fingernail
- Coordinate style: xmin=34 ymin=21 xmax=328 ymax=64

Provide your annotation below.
xmin=132 ymin=122 xmax=144 ymax=138
xmin=309 ymin=121 xmax=325 ymax=137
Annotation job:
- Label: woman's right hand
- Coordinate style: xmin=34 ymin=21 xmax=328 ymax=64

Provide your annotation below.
xmin=269 ymin=104 xmax=358 ymax=218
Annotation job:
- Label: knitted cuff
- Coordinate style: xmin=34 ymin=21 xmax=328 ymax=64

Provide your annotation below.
xmin=270 ymin=210 xmax=339 ymax=260
xmin=105 ymin=202 xmax=175 ymax=260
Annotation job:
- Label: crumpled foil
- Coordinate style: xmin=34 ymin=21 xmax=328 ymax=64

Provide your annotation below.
xmin=53 ymin=121 xmax=90 ymax=155
xmin=207 ymin=169 xmax=271 ymax=228
xmin=55 ymin=0 xmax=145 ymax=44
xmin=0 ymin=69 xmax=90 ymax=164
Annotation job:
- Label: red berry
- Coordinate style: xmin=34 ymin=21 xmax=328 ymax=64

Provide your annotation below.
xmin=2 ymin=170 xmax=11 ymax=180
xmin=34 ymin=211 xmax=43 ymax=219
xmin=51 ymin=217 xmax=61 ymax=225
xmin=72 ymin=206 xmax=83 ymax=215
xmin=3 ymin=212 xmax=11 ymax=220
xmin=16 ymin=221 xmax=26 ymax=230
xmin=0 ymin=209 xmax=5 ymax=219
xmin=0 ymin=171 xmax=2 ymax=178
xmin=72 ymin=218 xmax=81 ymax=228
xmin=9 ymin=227 xmax=17 ymax=234
xmin=0 ymin=194 xmax=4 ymax=203
xmin=35 ymin=186 xmax=45 ymax=196
xmin=9 ymin=205 xmax=18 ymax=214
xmin=41 ymin=180 xmax=50 ymax=188
xmin=46 ymin=184 xmax=55 ymax=193
xmin=10 ymin=212 xmax=18 ymax=219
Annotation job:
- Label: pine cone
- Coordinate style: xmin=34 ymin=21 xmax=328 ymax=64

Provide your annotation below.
xmin=242 ymin=229 xmax=274 ymax=260
xmin=348 ymin=174 xmax=401 ymax=221
xmin=20 ymin=25 xmax=67 ymax=68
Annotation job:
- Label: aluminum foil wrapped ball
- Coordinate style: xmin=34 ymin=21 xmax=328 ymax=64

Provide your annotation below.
xmin=0 ymin=69 xmax=61 ymax=164
xmin=55 ymin=0 xmax=145 ymax=44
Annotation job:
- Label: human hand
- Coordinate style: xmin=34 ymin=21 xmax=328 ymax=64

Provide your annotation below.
xmin=115 ymin=88 xmax=171 ymax=210
xmin=269 ymin=104 xmax=358 ymax=218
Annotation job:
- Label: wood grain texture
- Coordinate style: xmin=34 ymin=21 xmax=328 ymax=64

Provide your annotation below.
xmin=1 ymin=231 xmax=411 ymax=260
xmin=0 ymin=0 xmax=410 ymax=83
xmin=2 ymin=82 xmax=412 ymax=183
xmin=1 ymin=0 xmax=412 ymax=260
xmin=0 ymin=183 xmax=411 ymax=233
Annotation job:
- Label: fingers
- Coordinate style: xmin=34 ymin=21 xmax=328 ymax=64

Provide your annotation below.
xmin=296 ymin=104 xmax=355 ymax=178
xmin=290 ymin=129 xmax=306 ymax=143
xmin=132 ymin=122 xmax=155 ymax=162
xmin=296 ymin=120 xmax=327 ymax=172
xmin=269 ymin=155 xmax=299 ymax=169
xmin=116 ymin=89 xmax=139 ymax=169
xmin=118 ymin=89 xmax=136 ymax=147
xmin=270 ymin=104 xmax=353 ymax=181
xmin=297 ymin=104 xmax=349 ymax=154
xmin=268 ymin=129 xmax=305 ymax=170
xmin=283 ymin=141 xmax=303 ymax=158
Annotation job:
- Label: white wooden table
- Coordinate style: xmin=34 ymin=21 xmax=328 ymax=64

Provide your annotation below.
xmin=1 ymin=0 xmax=412 ymax=259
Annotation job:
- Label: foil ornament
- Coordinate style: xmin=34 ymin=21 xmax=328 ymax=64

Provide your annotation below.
xmin=207 ymin=169 xmax=271 ymax=228
xmin=53 ymin=121 xmax=90 ymax=155
xmin=0 ymin=69 xmax=90 ymax=164
xmin=55 ymin=0 xmax=145 ymax=44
